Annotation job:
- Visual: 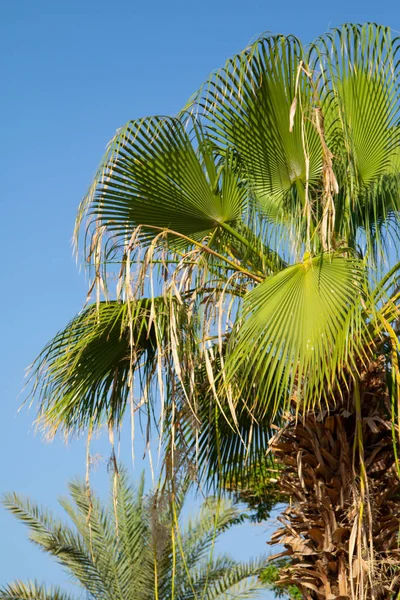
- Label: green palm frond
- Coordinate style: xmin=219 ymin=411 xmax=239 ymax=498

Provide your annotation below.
xmin=65 ymin=480 xmax=124 ymax=598
xmin=2 ymin=468 xmax=268 ymax=600
xmin=195 ymin=558 xmax=268 ymax=600
xmin=312 ymin=23 xmax=400 ymax=258
xmin=2 ymin=492 xmax=110 ymax=597
xmin=184 ymin=23 xmax=400 ymax=262
xmin=29 ymin=297 xmax=191 ymax=436
xmin=179 ymin=496 xmax=245 ymax=566
xmin=110 ymin=472 xmax=151 ymax=596
xmin=171 ymin=498 xmax=267 ymax=600
xmin=77 ymin=116 xmax=248 ymax=260
xmin=154 ymin=329 xmax=273 ymax=488
xmin=226 ymin=254 xmax=369 ymax=416
xmin=0 ymin=581 xmax=75 ymax=600
xmin=2 ymin=492 xmax=64 ymax=539
xmin=184 ymin=34 xmax=322 ymax=226
xmin=171 ymin=377 xmax=278 ymax=491
xmin=314 ymin=23 xmax=400 ymax=187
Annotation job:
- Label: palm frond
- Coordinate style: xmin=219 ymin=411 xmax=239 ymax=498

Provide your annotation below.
xmin=193 ymin=557 xmax=268 ymax=599
xmin=184 ymin=34 xmax=322 ymax=231
xmin=179 ymin=496 xmax=245 ymax=569
xmin=314 ymin=24 xmax=400 ymax=186
xmin=76 ymin=116 xmax=248 ymax=263
xmin=225 ymin=254 xmax=369 ymax=416
xmin=312 ymin=23 xmax=400 ymax=260
xmin=3 ymin=468 xmax=268 ymax=600
xmin=1 ymin=492 xmax=110 ymax=598
xmin=28 ymin=297 xmax=190 ymax=437
xmin=170 ymin=378 xmax=278 ymax=491
xmin=0 ymin=581 xmax=76 ymax=600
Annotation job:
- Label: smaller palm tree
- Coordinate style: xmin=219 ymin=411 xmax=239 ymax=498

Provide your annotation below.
xmin=1 ymin=468 xmax=269 ymax=600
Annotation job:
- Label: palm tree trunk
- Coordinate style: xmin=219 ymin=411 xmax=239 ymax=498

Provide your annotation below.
xmin=269 ymin=359 xmax=400 ymax=599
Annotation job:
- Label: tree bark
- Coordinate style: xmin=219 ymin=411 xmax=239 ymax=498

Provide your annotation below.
xmin=269 ymin=359 xmax=400 ymax=599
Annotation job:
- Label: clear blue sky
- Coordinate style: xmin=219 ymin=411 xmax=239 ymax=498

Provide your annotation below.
xmin=1 ymin=0 xmax=399 ymax=597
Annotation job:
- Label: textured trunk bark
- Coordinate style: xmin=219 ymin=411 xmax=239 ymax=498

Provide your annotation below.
xmin=269 ymin=360 xmax=400 ymax=599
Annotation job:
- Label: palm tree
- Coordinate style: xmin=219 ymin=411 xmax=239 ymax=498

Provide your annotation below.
xmin=1 ymin=468 xmax=268 ymax=599
xmin=27 ymin=23 xmax=400 ymax=598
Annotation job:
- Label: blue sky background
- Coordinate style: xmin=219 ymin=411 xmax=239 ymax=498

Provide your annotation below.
xmin=1 ymin=1 xmax=399 ymax=597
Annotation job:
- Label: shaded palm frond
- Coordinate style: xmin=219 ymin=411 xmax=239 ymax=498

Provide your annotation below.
xmin=29 ymin=297 xmax=193 ymax=437
xmin=191 ymin=557 xmax=269 ymax=600
xmin=77 ymin=116 xmax=249 ymax=263
xmin=184 ymin=33 xmax=322 ymax=237
xmin=311 ymin=23 xmax=400 ymax=262
xmin=162 ymin=336 xmax=282 ymax=495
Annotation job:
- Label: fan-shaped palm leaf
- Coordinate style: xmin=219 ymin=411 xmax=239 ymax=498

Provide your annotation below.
xmin=314 ymin=24 xmax=400 ymax=186
xmin=311 ymin=23 xmax=400 ymax=256
xmin=184 ymin=34 xmax=323 ymax=224
xmin=77 ymin=117 xmax=248 ymax=259
xmin=225 ymin=254 xmax=369 ymax=416
xmin=186 ymin=23 xmax=400 ymax=261
xmin=30 ymin=297 xmax=193 ymax=436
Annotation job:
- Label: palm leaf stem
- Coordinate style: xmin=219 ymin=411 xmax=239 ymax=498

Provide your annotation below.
xmin=139 ymin=224 xmax=263 ymax=282
xmin=218 ymin=221 xmax=285 ymax=273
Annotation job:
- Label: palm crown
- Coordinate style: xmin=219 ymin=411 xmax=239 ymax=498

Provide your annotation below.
xmin=1 ymin=469 xmax=268 ymax=600
xmin=27 ymin=23 xmax=400 ymax=598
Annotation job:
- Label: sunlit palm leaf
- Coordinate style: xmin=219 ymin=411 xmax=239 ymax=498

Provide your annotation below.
xmin=226 ymin=254 xmax=368 ymax=416
xmin=314 ymin=24 xmax=400 ymax=186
